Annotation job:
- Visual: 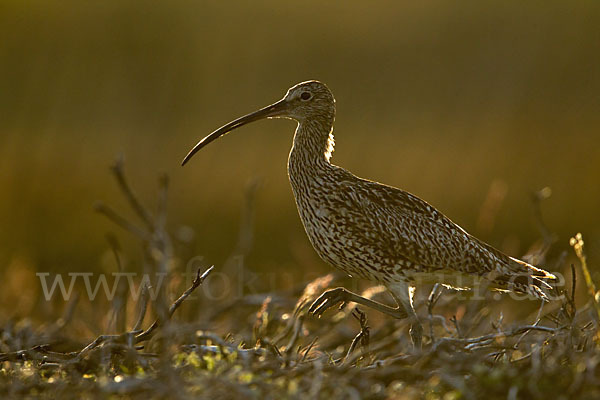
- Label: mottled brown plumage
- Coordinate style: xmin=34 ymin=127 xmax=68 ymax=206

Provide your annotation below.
xmin=182 ymin=80 xmax=556 ymax=346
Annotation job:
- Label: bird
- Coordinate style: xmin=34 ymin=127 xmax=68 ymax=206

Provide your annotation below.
xmin=182 ymin=80 xmax=556 ymax=347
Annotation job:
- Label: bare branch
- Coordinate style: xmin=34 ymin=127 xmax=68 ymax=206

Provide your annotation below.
xmin=94 ymin=201 xmax=151 ymax=241
xmin=135 ymin=266 xmax=214 ymax=343
xmin=133 ymin=283 xmax=150 ymax=332
xmin=110 ymin=155 xmax=155 ymax=231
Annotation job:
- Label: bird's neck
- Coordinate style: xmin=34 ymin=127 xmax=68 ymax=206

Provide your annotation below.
xmin=287 ymin=118 xmax=335 ymax=182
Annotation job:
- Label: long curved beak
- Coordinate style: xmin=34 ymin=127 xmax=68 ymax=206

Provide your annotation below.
xmin=182 ymin=99 xmax=288 ymax=166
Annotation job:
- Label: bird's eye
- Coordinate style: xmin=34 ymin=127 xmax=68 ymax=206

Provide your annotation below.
xmin=300 ymin=91 xmax=312 ymax=101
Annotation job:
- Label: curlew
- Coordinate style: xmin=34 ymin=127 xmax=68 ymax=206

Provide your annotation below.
xmin=182 ymin=81 xmax=556 ymax=347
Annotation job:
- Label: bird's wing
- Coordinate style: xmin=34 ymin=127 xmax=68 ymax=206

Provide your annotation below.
xmin=351 ymin=178 xmax=484 ymax=273
xmin=332 ymin=173 xmax=554 ymax=292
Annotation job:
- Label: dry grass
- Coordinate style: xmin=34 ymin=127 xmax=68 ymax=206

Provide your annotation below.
xmin=1 ymin=161 xmax=598 ymax=400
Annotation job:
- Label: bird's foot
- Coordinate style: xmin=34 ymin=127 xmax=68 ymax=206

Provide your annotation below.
xmin=308 ymin=287 xmax=349 ymax=317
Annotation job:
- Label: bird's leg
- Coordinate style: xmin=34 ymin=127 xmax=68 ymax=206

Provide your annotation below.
xmin=387 ymin=282 xmax=423 ymax=349
xmin=409 ymin=316 xmax=423 ymax=349
xmin=308 ymin=287 xmax=408 ymax=320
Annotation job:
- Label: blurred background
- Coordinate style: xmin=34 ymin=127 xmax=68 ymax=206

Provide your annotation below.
xmin=1 ymin=1 xmax=599 ymax=322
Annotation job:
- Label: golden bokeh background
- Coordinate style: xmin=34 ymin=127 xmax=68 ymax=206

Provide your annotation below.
xmin=1 ymin=1 xmax=599 ymax=318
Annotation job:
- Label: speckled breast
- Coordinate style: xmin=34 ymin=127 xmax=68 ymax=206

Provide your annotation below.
xmin=290 ymin=178 xmax=398 ymax=283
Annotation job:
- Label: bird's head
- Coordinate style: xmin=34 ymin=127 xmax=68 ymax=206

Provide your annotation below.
xmin=280 ymin=80 xmax=335 ymax=122
xmin=182 ymin=80 xmax=335 ymax=165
